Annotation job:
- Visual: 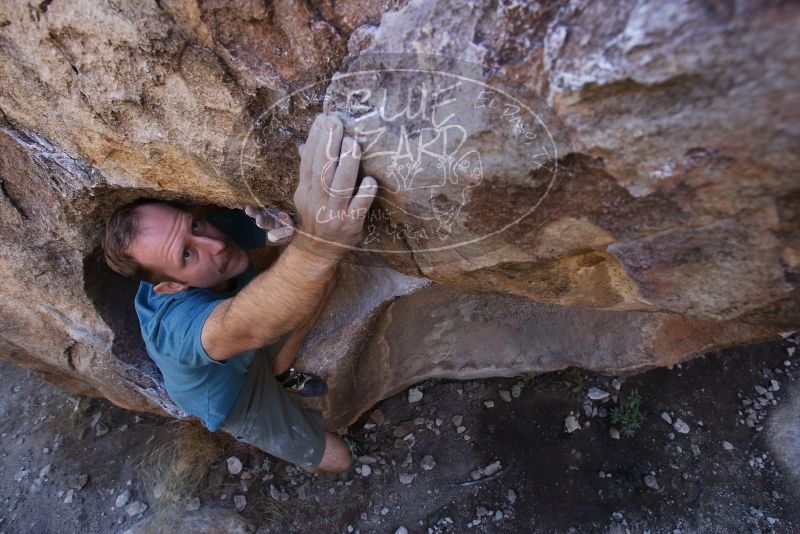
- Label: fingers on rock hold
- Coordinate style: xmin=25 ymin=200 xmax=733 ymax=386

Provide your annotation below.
xmin=359 ymin=176 xmax=378 ymax=195
xmin=349 ymin=177 xmax=378 ymax=214
xmin=278 ymin=212 xmax=295 ymax=226
xmin=255 ymin=214 xmax=275 ymax=230
xmin=268 ymin=226 xmax=295 ymax=243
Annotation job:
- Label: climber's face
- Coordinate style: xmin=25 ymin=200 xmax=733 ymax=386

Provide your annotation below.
xmin=128 ymin=203 xmax=250 ymax=294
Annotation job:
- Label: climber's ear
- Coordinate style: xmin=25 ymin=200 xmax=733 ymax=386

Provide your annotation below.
xmin=153 ymin=280 xmax=189 ymax=295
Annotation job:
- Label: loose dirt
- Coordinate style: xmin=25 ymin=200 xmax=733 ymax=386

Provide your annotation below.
xmin=1 ymin=336 xmax=798 ymax=533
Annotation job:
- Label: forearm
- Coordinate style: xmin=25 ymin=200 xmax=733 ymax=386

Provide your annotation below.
xmin=219 ymin=237 xmax=338 ymax=347
xmin=225 ymin=112 xmax=371 ymax=348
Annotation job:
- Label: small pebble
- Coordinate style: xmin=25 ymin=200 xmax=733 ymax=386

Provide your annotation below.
xmin=673 ymin=419 xmax=690 ymax=434
xmin=269 ymin=485 xmax=282 ymax=501
xmin=565 ymin=415 xmax=580 ymax=433
xmin=643 ymin=474 xmax=660 ymax=490
xmin=408 ymin=388 xmax=423 ymax=403
xmin=498 ymin=390 xmax=512 ymax=403
xmin=483 ymin=461 xmax=502 ymax=476
xmin=587 ymin=387 xmax=610 ymax=401
xmin=115 ymin=490 xmax=130 ymax=508
xmin=399 ymin=473 xmax=416 ymax=485
xmin=226 ymin=456 xmax=243 ymax=475
xmin=68 ymin=474 xmax=89 ymax=491
xmin=722 ymin=441 xmax=735 ymax=451
xmin=421 ymin=455 xmax=436 ymax=471
xmin=125 ymin=501 xmax=148 ymax=517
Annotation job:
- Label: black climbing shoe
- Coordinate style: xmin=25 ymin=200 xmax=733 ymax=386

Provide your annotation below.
xmin=276 ymin=367 xmax=328 ymax=397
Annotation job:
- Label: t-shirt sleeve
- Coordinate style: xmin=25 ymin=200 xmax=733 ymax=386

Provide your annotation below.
xmin=151 ymin=290 xmax=229 ymax=368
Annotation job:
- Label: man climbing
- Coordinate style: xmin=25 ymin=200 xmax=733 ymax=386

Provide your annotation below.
xmin=101 ymin=113 xmax=377 ymax=473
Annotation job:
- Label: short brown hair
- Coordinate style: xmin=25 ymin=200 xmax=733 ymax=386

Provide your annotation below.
xmin=102 ymin=199 xmax=164 ymax=283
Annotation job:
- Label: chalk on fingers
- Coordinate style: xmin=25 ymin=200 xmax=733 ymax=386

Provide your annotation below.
xmin=268 ymin=226 xmax=294 ymax=243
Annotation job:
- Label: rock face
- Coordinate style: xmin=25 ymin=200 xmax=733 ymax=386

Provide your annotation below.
xmin=304 ymin=283 xmax=777 ymax=428
xmin=0 ymin=1 xmax=797 ymax=428
xmin=767 ymin=366 xmax=800 ymax=493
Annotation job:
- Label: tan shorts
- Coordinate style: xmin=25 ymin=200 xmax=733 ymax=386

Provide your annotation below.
xmin=218 ymin=339 xmax=327 ymax=468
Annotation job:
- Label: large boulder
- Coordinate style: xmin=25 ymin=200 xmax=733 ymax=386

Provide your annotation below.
xmin=303 ymin=283 xmax=778 ymax=428
xmin=0 ymin=0 xmax=797 ymax=427
xmin=767 ymin=362 xmax=800 ymax=495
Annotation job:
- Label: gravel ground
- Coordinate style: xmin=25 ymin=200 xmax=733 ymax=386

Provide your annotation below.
xmin=1 ymin=334 xmax=798 ymax=533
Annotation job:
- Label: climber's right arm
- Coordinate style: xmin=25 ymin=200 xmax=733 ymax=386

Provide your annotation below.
xmin=199 ymin=113 xmax=377 ymax=361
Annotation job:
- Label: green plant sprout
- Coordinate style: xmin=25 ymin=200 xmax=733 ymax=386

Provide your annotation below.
xmin=609 ymin=388 xmax=646 ymax=438
xmin=563 ymin=368 xmax=587 ymax=394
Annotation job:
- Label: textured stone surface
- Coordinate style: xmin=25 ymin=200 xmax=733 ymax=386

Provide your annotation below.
xmin=342 ymin=0 xmax=800 ymax=323
xmin=767 ymin=376 xmax=800 ymax=492
xmin=304 ymin=284 xmax=776 ymax=428
xmin=0 ymin=1 xmax=797 ymax=427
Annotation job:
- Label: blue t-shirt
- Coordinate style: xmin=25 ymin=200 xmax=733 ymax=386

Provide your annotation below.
xmin=135 ymin=209 xmax=267 ymax=431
